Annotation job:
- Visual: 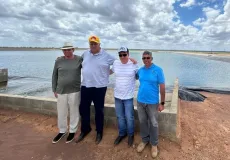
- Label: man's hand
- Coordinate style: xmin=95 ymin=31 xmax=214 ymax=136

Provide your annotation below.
xmin=129 ymin=57 xmax=137 ymax=64
xmin=54 ymin=92 xmax=58 ymax=98
xmin=158 ymin=104 xmax=164 ymax=112
xmin=110 ymin=69 xmax=114 ymax=75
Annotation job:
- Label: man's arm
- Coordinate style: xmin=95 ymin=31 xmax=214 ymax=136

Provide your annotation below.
xmin=135 ymin=65 xmax=139 ymax=80
xmin=106 ymin=51 xmax=116 ymax=65
xmin=79 ymin=56 xmax=83 ymax=69
xmin=158 ymin=83 xmax=165 ymax=112
xmin=52 ymin=61 xmax=58 ymax=98
xmin=160 ymin=83 xmax=165 ymax=103
xmin=110 ymin=61 xmax=115 ymax=75
xmin=158 ymin=67 xmax=165 ymax=112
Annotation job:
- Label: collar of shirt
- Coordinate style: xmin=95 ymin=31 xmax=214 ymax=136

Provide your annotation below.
xmin=144 ymin=63 xmax=155 ymax=69
xmin=90 ymin=49 xmax=103 ymax=56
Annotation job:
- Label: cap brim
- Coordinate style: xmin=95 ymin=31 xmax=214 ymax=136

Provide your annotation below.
xmin=89 ymin=40 xmax=99 ymax=43
xmin=118 ymin=50 xmax=127 ymax=53
xmin=60 ymin=47 xmax=74 ymax=50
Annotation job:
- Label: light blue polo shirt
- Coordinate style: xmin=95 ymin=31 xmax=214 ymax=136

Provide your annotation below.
xmin=81 ymin=49 xmax=116 ymax=88
xmin=137 ymin=64 xmax=165 ymax=104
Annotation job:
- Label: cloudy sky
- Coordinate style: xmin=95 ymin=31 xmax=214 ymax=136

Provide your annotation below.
xmin=0 ymin=0 xmax=230 ymax=51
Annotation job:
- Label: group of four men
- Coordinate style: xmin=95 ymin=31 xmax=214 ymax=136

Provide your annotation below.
xmin=52 ymin=35 xmax=165 ymax=158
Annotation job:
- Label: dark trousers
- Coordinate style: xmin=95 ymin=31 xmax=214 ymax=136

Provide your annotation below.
xmin=79 ymin=86 xmax=107 ymax=134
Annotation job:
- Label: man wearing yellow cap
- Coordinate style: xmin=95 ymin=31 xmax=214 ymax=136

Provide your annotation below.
xmin=76 ymin=35 xmax=116 ymax=144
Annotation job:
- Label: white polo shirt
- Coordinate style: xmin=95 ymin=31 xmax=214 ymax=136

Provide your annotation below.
xmin=112 ymin=59 xmax=139 ymax=100
xmin=81 ymin=49 xmax=116 ymax=88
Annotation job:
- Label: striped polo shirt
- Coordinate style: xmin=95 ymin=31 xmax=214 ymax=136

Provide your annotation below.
xmin=112 ymin=59 xmax=139 ymax=100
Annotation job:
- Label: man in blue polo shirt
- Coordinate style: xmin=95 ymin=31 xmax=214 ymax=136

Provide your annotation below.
xmin=136 ymin=51 xmax=165 ymax=158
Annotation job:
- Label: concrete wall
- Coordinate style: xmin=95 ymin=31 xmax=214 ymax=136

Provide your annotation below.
xmin=0 ymin=69 xmax=8 ymax=88
xmin=0 ymin=69 xmax=8 ymax=82
xmin=0 ymin=94 xmax=57 ymax=115
xmin=0 ymin=79 xmax=180 ymax=142
xmin=158 ymin=78 xmax=181 ymax=142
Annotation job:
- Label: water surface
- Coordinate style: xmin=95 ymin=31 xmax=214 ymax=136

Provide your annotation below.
xmin=0 ymin=50 xmax=229 ymax=97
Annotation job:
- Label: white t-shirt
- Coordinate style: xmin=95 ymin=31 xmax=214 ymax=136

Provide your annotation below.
xmin=112 ymin=59 xmax=139 ymax=100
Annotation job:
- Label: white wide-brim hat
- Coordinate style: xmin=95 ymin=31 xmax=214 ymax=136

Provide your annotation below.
xmin=60 ymin=42 xmax=74 ymax=50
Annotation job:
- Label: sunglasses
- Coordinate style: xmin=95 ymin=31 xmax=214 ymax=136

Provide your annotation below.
xmin=119 ymin=54 xmax=127 ymax=57
xmin=90 ymin=43 xmax=98 ymax=46
xmin=142 ymin=57 xmax=151 ymax=60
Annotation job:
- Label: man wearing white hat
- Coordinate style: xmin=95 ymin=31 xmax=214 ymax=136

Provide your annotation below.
xmin=52 ymin=42 xmax=82 ymax=144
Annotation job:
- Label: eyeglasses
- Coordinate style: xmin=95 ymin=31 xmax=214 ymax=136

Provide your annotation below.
xmin=119 ymin=54 xmax=127 ymax=57
xmin=142 ymin=57 xmax=151 ymax=60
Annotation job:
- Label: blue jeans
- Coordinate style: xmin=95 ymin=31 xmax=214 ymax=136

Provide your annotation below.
xmin=114 ymin=98 xmax=134 ymax=136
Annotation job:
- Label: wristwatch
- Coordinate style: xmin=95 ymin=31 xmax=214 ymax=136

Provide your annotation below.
xmin=160 ymin=102 xmax=165 ymax=105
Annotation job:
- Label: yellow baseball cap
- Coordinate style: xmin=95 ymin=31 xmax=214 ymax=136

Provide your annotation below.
xmin=89 ymin=35 xmax=100 ymax=43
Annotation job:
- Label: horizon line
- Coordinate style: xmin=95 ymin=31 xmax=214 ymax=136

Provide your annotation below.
xmin=0 ymin=47 xmax=229 ymax=52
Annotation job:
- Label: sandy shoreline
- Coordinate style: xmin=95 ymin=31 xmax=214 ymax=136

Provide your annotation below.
xmin=167 ymin=51 xmax=230 ymax=63
xmin=172 ymin=51 xmax=230 ymax=56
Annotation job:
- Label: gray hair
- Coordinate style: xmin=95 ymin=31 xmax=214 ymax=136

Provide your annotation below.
xmin=142 ymin=50 xmax=152 ymax=57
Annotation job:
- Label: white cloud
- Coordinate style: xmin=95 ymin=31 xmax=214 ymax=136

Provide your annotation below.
xmin=192 ymin=0 xmax=230 ymax=49
xmin=197 ymin=2 xmax=206 ymax=6
xmin=214 ymin=4 xmax=219 ymax=9
xmin=0 ymin=0 xmax=230 ymax=51
xmin=193 ymin=18 xmax=206 ymax=26
xmin=203 ymin=7 xmax=220 ymax=20
xmin=180 ymin=0 xmax=195 ymax=8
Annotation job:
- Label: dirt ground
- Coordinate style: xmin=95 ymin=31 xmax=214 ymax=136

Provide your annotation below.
xmin=0 ymin=92 xmax=230 ymax=160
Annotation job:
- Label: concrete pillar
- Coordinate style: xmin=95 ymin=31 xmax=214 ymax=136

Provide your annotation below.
xmin=0 ymin=68 xmax=8 ymax=82
xmin=0 ymin=68 xmax=8 ymax=88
